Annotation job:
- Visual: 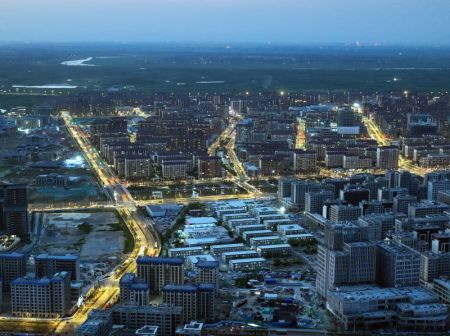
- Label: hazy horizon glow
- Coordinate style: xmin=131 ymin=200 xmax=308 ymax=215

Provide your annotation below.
xmin=1 ymin=0 xmax=450 ymax=45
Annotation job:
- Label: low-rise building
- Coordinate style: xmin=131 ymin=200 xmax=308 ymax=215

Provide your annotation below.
xmin=77 ymin=309 xmax=113 ymax=336
xmin=284 ymin=233 xmax=315 ymax=242
xmin=277 ymin=224 xmax=305 ymax=236
xmin=229 ymin=257 xmax=267 ymax=272
xmin=168 ymin=246 xmax=204 ymax=258
xmin=235 ymin=224 xmax=266 ymax=236
xmin=225 ymin=217 xmax=257 ymax=230
xmin=250 ymin=235 xmax=284 ymax=247
xmin=210 ymin=243 xmax=246 ymax=256
xmin=327 ymin=285 xmax=448 ymax=332
xmin=432 ymin=277 xmax=450 ymax=304
xmin=112 ymin=304 xmax=182 ymax=336
xmin=135 ymin=325 xmax=159 ymax=336
xmin=242 ymin=229 xmax=274 ymax=242
xmin=257 ymin=244 xmax=291 ymax=257
xmin=221 ymin=250 xmax=259 ymax=263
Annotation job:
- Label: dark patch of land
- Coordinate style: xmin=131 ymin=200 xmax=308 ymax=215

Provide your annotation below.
xmin=1 ymin=43 xmax=450 ymax=95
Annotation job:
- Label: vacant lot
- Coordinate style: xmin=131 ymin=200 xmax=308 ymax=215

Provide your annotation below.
xmin=38 ymin=211 xmax=126 ymax=261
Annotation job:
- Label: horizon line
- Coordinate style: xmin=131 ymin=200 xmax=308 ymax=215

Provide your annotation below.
xmin=0 ymin=41 xmax=450 ymax=48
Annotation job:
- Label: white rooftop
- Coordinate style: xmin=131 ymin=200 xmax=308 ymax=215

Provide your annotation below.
xmin=229 ymin=257 xmax=267 ymax=264
xmin=187 ymin=254 xmax=216 ymax=264
xmin=257 ymin=244 xmax=291 ymax=249
xmin=185 ymin=217 xmax=217 ymax=225
xmin=278 ymin=224 xmax=304 ymax=231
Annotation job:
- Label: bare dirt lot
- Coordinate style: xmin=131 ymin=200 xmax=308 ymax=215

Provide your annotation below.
xmin=38 ymin=211 xmax=124 ymax=261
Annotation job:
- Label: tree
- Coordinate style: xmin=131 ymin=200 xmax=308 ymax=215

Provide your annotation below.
xmin=288 ymin=239 xmax=300 ymax=247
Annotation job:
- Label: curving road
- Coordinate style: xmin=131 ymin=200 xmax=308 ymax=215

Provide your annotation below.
xmin=52 ymin=112 xmax=162 ymax=334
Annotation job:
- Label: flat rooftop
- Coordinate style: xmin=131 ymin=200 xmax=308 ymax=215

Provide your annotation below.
xmin=250 ymin=235 xmax=282 ymax=241
xmin=168 ymin=246 xmax=203 ymax=252
xmin=229 ymin=257 xmax=267 ymax=264
xmin=257 ymin=244 xmax=291 ymax=249
xmin=278 ymin=224 xmax=304 ymax=231
xmin=185 ymin=217 xmax=217 ymax=225
xmin=210 ymin=243 xmax=245 ymax=249
xmin=328 ymin=285 xmax=438 ymax=303
xmin=222 ymin=250 xmax=257 ymax=256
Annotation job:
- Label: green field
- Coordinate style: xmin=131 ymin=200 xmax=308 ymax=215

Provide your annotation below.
xmin=1 ymin=43 xmax=450 ymax=98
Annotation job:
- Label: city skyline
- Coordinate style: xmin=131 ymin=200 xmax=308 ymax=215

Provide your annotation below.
xmin=2 ymin=1 xmax=450 ymax=334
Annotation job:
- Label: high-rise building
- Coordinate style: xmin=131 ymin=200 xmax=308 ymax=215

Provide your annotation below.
xmin=11 ymin=271 xmax=71 ymax=318
xmin=161 ymin=161 xmax=189 ymax=180
xmin=136 ymin=257 xmax=184 ymax=295
xmin=305 ymin=190 xmax=335 ymax=214
xmin=230 ymin=100 xmax=243 ymax=114
xmin=0 ymin=184 xmax=29 ymax=238
xmin=386 ymin=170 xmax=420 ymax=196
xmin=407 ymin=113 xmax=437 ymax=136
xmin=407 ymin=201 xmax=448 ymax=218
xmin=194 ymin=261 xmax=219 ymax=288
xmin=358 ymin=213 xmax=395 ymax=241
xmin=420 ymin=252 xmax=450 ymax=283
xmin=376 ymin=146 xmax=399 ymax=170
xmin=35 ymin=254 xmax=80 ymax=281
xmin=427 ymin=179 xmax=450 ymax=201
xmin=291 ymin=180 xmax=321 ymax=212
xmin=359 ymin=200 xmax=385 ymax=216
xmin=340 ymin=187 xmax=370 ymax=206
xmin=293 ymin=150 xmax=317 ymax=172
xmin=197 ymin=156 xmax=223 ymax=179
xmin=235 ymin=119 xmax=254 ymax=143
xmin=392 ymin=195 xmax=417 ymax=215
xmin=0 ymin=252 xmax=27 ymax=291
xmin=277 ymin=177 xmax=295 ymax=199
xmin=329 ymin=204 xmax=361 ymax=222
xmin=317 ymin=222 xmax=375 ymax=298
xmin=377 ymin=187 xmax=409 ymax=203
xmin=376 ymin=241 xmax=421 ymax=288
xmin=119 ymin=273 xmax=150 ymax=306
xmin=197 ymin=283 xmax=215 ymax=322
xmin=124 ymin=157 xmax=152 ymax=179
xmin=162 ymin=283 xmax=215 ymax=323
xmin=162 ymin=284 xmax=198 ymax=323
xmin=337 ymin=106 xmax=358 ymax=127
